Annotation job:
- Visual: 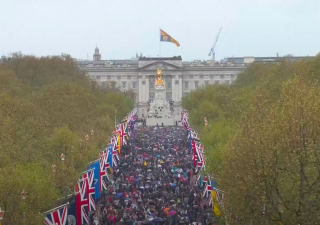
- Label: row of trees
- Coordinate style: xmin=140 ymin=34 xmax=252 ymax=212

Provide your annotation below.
xmin=182 ymin=55 xmax=320 ymax=224
xmin=0 ymin=53 xmax=133 ymax=224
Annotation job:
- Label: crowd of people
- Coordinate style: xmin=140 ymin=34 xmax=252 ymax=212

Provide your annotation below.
xmin=90 ymin=126 xmax=216 ymax=225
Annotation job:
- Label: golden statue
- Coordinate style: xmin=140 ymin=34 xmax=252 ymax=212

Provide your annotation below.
xmin=155 ymin=69 xmax=165 ymax=87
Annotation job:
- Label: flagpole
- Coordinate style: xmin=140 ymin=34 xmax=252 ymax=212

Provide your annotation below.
xmin=42 ymin=202 xmax=69 ymax=215
xmin=87 ymin=158 xmax=100 ymax=165
xmin=81 ymin=168 xmax=95 ymax=174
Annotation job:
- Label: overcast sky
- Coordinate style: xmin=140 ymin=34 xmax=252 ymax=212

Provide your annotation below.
xmin=1 ymin=0 xmax=319 ymax=61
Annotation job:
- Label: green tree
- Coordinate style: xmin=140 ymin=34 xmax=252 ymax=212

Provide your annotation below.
xmin=0 ymin=53 xmax=133 ymax=224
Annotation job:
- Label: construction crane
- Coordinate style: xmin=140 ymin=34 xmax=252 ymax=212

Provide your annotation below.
xmin=208 ymin=27 xmax=222 ymax=61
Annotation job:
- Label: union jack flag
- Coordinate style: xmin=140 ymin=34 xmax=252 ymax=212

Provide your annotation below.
xmin=189 ymin=130 xmax=200 ymax=141
xmin=99 ymin=154 xmax=109 ymax=191
xmin=101 ymin=148 xmax=111 ymax=166
xmin=114 ymin=125 xmax=120 ymax=135
xmin=119 ymin=123 xmax=128 ymax=145
xmin=44 ymin=204 xmax=68 ymax=225
xmin=83 ymin=169 xmax=96 ymax=212
xmin=112 ymin=135 xmax=119 ymax=150
xmin=111 ymin=137 xmax=120 ymax=162
xmin=191 ymin=139 xmax=205 ymax=171
xmin=203 ymin=179 xmax=212 ymax=198
xmin=76 ymin=179 xmax=89 ymax=225
xmin=104 ymin=144 xmax=118 ymax=168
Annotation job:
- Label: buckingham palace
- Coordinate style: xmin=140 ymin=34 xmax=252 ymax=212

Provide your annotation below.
xmin=76 ymin=47 xmax=311 ymax=121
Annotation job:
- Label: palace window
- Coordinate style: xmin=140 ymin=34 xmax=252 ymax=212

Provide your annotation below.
xmin=150 ymin=95 xmax=154 ymax=102
xmin=122 ymin=81 xmax=127 ymax=89
xmin=185 ymin=81 xmax=189 ymax=89
xmin=205 ymin=81 xmax=209 ymax=86
xmin=194 ymin=81 xmax=199 ymax=88
xmin=167 ymin=81 xmax=171 ymax=89
xmin=132 ymin=81 xmax=136 ymax=89
xmin=150 ymin=81 xmax=154 ymax=89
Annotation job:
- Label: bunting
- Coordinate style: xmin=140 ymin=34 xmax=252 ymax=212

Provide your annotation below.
xmin=182 ymin=109 xmax=226 ymax=218
xmin=43 ymin=108 xmax=138 ymax=225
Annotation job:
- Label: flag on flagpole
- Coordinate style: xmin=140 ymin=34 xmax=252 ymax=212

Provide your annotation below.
xmin=44 ymin=203 xmax=68 ymax=225
xmin=88 ymin=161 xmax=101 ymax=199
xmin=160 ymin=29 xmax=180 ymax=47
xmin=108 ymin=145 xmax=113 ymax=172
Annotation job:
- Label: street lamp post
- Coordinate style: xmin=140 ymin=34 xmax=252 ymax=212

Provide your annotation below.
xmin=0 ymin=207 xmax=4 ymax=222
xmin=21 ymin=189 xmax=28 ymax=224
xmin=52 ymin=164 xmax=57 ymax=173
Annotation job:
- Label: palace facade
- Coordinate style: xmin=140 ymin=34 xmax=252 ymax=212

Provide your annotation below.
xmin=76 ymin=47 xmax=312 ymax=120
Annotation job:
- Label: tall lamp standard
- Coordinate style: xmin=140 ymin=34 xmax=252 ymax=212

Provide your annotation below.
xmin=0 ymin=206 xmax=4 ymax=223
xmin=21 ymin=189 xmax=28 ymax=224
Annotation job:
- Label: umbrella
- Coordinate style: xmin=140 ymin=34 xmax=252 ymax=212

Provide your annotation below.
xmin=152 ymin=217 xmax=163 ymax=222
xmin=117 ymin=193 xmax=123 ymax=198
xmin=169 ymin=210 xmax=177 ymax=216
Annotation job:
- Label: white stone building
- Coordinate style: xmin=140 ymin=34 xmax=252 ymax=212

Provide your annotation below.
xmin=76 ymin=47 xmax=246 ymax=121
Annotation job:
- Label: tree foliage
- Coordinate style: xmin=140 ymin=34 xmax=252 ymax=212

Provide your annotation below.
xmin=0 ymin=54 xmax=133 ymax=224
xmin=182 ymin=54 xmax=320 ymax=224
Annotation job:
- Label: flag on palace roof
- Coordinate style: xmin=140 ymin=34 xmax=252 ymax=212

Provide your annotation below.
xmin=160 ymin=29 xmax=180 ymax=47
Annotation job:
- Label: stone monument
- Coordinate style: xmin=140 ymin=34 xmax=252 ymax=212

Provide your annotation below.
xmin=146 ymin=69 xmax=175 ymax=126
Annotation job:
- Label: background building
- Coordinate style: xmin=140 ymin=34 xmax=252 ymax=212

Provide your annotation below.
xmin=76 ymin=47 xmax=314 ymax=120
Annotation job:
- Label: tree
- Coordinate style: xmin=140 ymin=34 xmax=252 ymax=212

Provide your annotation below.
xmin=183 ymin=54 xmax=320 ymax=223
xmin=221 ymin=78 xmax=320 ymax=224
xmin=0 ymin=53 xmax=134 ymax=224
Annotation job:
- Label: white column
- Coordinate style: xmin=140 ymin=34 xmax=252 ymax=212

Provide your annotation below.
xmin=172 ymin=77 xmax=176 ymax=102
xmin=145 ymin=76 xmax=149 ymax=102
xmin=138 ymin=76 xmax=143 ymax=103
xmin=178 ymin=76 xmax=182 ymax=103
